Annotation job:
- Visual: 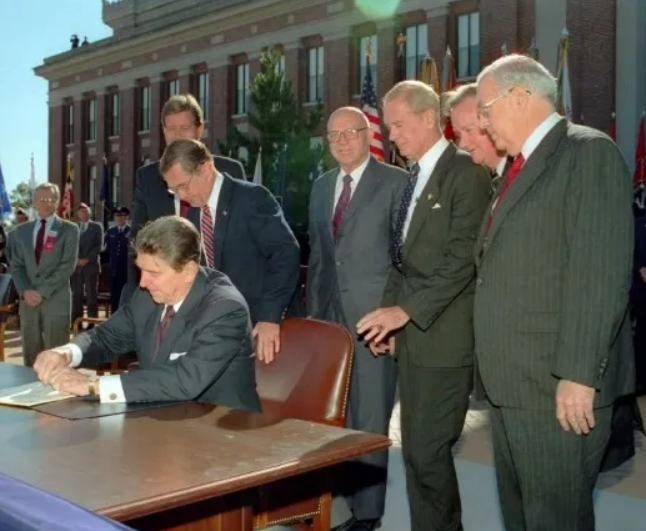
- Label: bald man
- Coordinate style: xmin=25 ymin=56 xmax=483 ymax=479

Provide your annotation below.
xmin=307 ymin=107 xmax=407 ymax=531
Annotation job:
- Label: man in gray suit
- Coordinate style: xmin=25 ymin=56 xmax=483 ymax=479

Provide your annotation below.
xmin=7 ymin=183 xmax=79 ymax=366
xmin=474 ymin=54 xmax=634 ymax=530
xmin=307 ymin=107 xmax=406 ymax=531
xmin=34 ymin=216 xmax=260 ymax=413
xmin=358 ymin=81 xmax=490 ymax=531
xmin=71 ymin=203 xmax=103 ymax=322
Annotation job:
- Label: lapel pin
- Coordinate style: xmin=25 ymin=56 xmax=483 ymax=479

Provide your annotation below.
xmin=427 ymin=193 xmax=433 ymax=201
xmin=222 ymin=210 xmax=229 ymax=217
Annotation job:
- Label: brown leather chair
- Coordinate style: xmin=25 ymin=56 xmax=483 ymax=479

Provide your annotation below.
xmin=252 ymin=317 xmax=354 ymax=531
xmin=96 ymin=263 xmax=111 ymax=317
xmin=0 ymin=274 xmax=18 ymax=362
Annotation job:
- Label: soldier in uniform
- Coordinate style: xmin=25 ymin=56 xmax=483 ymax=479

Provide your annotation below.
xmin=105 ymin=207 xmax=130 ymax=313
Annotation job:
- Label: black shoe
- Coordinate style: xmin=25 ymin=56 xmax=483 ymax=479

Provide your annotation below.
xmin=348 ymin=519 xmax=379 ymax=531
xmin=332 ymin=517 xmax=357 ymax=531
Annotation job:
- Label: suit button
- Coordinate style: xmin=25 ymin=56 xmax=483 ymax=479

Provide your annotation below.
xmin=335 ymin=261 xmax=342 ymax=266
xmin=476 ymin=278 xmax=483 ymax=286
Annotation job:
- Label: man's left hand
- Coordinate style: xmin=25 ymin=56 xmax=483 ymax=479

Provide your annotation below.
xmin=50 ymin=368 xmax=90 ymax=397
xmin=357 ymin=306 xmax=410 ymax=344
xmin=555 ymin=379 xmax=596 ymax=435
xmin=253 ymin=322 xmax=280 ymax=364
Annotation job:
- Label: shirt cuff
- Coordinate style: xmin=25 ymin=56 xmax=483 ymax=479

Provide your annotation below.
xmin=51 ymin=344 xmax=83 ymax=368
xmin=99 ymin=375 xmax=127 ymax=403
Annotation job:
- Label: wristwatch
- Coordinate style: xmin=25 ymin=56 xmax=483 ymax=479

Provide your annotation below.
xmin=88 ymin=375 xmax=99 ymax=397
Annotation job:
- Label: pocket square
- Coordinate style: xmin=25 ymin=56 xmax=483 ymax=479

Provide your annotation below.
xmin=169 ymin=352 xmax=187 ymax=361
xmin=431 ymin=203 xmax=442 ymax=210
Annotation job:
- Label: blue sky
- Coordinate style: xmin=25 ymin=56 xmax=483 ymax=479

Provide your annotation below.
xmin=0 ymin=0 xmax=112 ymax=195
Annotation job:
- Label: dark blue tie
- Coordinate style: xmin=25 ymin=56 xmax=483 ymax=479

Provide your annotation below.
xmin=391 ymin=163 xmax=420 ymax=267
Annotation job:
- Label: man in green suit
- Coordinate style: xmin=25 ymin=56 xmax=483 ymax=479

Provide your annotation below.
xmin=357 ymin=81 xmax=490 ymax=531
xmin=475 ymin=54 xmax=634 ymax=530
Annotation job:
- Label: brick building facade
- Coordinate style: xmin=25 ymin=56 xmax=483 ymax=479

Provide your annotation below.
xmin=34 ymin=0 xmax=645 ymax=214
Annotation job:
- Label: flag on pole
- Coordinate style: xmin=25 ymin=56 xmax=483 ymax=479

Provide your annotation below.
xmin=361 ymin=41 xmax=385 ymax=162
xmin=609 ymin=112 xmax=617 ymax=142
xmin=252 ymin=147 xmax=263 ymax=185
xmin=556 ymin=28 xmax=573 ymax=121
xmin=0 ymin=162 xmax=12 ymax=219
xmin=633 ymin=112 xmax=646 ymax=213
xmin=29 ymin=153 xmax=36 ymax=218
xmin=59 ymin=153 xmax=75 ymax=218
xmin=100 ymin=157 xmax=111 ymax=230
xmin=441 ymin=46 xmax=458 ymax=141
xmin=419 ymin=53 xmax=441 ymax=95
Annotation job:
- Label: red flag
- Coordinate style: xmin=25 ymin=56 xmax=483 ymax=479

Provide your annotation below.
xmin=608 ymin=112 xmax=616 ymax=142
xmin=59 ymin=154 xmax=74 ymax=218
xmin=634 ymin=113 xmax=645 ymax=188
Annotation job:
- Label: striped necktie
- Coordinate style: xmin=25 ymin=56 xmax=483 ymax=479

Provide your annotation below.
xmin=201 ymin=205 xmax=215 ymax=268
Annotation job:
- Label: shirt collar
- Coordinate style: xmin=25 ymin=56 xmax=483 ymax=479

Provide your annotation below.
xmin=521 ymin=112 xmax=562 ymax=162
xmin=495 ymin=157 xmax=507 ymax=176
xmin=207 ymin=171 xmax=224 ymax=210
xmin=338 ymin=155 xmax=371 ymax=185
xmin=416 ymin=137 xmax=450 ymax=176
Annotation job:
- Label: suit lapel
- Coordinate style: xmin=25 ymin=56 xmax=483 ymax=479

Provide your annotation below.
xmin=37 ymin=218 xmax=61 ymax=271
xmin=146 ymin=305 xmax=164 ymax=363
xmin=339 ymin=157 xmax=381 ymax=233
xmin=322 ymin=172 xmax=337 ymax=242
xmin=154 ymin=270 xmax=206 ymax=362
xmin=403 ymin=144 xmax=455 ymax=256
xmin=485 ymin=120 xmax=567 ymax=244
xmin=212 ymin=174 xmax=234 ymax=270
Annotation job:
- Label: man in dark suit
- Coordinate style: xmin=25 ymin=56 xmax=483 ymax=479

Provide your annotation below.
xmin=160 ymin=138 xmax=300 ymax=364
xmin=71 ymin=203 xmax=103 ymax=322
xmin=104 ymin=206 xmax=130 ymax=313
xmin=7 ymin=184 xmax=79 ymax=366
xmin=307 ymin=107 xmax=406 ymax=531
xmin=357 ymin=81 xmax=490 ymax=531
xmin=474 ymin=54 xmax=634 ymax=530
xmin=34 ymin=216 xmax=260 ymax=413
xmin=124 ymin=94 xmax=245 ymax=302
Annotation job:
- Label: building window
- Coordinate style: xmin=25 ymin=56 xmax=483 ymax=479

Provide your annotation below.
xmin=88 ymin=165 xmax=97 ymax=215
xmin=167 ymin=78 xmax=179 ymax=98
xmin=66 ymin=104 xmax=74 ymax=144
xmin=275 ymin=54 xmax=286 ymax=76
xmin=358 ymin=35 xmax=378 ymax=92
xmin=110 ymin=93 xmax=120 ymax=137
xmin=139 ymin=86 xmax=150 ymax=132
xmin=85 ymin=98 xmax=96 ymax=141
xmin=457 ymin=12 xmax=480 ymax=78
xmin=111 ymin=162 xmax=120 ymax=208
xmin=197 ymin=72 xmax=209 ymax=116
xmin=406 ymin=24 xmax=429 ymax=79
xmin=307 ymin=46 xmax=324 ymax=102
xmin=235 ymin=63 xmax=250 ymax=115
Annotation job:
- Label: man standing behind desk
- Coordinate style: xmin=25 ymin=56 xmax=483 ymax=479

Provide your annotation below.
xmin=7 ymin=183 xmax=79 ymax=367
xmin=72 ymin=203 xmax=103 ymax=323
xmin=307 ymin=106 xmax=406 ymax=531
xmin=160 ymin=139 xmax=300 ymax=364
xmin=104 ymin=207 xmax=130 ymax=313
xmin=34 ymin=216 xmax=261 ymax=413
xmin=474 ymin=54 xmax=634 ymax=530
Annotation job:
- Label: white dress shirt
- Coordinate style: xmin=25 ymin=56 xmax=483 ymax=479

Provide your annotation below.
xmin=32 ymin=215 xmax=56 ymax=248
xmin=332 ymin=156 xmax=371 ymax=212
xmin=521 ymin=112 xmax=562 ymax=162
xmin=495 ymin=157 xmax=507 ymax=177
xmin=402 ymin=137 xmax=450 ymax=239
xmin=55 ymin=300 xmax=185 ymax=403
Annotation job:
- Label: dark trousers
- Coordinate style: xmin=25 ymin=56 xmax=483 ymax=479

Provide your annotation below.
xmin=489 ymin=403 xmax=612 ymax=531
xmin=71 ymin=264 xmax=98 ymax=321
xmin=398 ymin=358 xmax=473 ymax=531
xmin=110 ymin=272 xmax=127 ymax=313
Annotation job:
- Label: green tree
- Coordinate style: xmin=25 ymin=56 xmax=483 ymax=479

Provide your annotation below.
xmin=217 ymin=50 xmax=329 ymax=231
xmin=9 ymin=181 xmax=31 ymax=212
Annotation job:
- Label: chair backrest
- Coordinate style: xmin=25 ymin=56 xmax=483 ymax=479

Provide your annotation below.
xmin=0 ymin=275 xmax=18 ymax=307
xmin=255 ymin=318 xmax=354 ymax=427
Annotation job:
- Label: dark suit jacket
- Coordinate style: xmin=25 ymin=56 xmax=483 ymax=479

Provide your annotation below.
xmin=473 ymin=119 xmax=635 ymax=409
xmin=73 ymin=267 xmax=261 ymax=412
xmin=382 ymin=144 xmax=491 ymax=367
xmin=76 ymin=221 xmax=103 ymax=270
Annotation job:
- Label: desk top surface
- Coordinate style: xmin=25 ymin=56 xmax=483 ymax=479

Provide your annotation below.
xmin=0 ymin=363 xmax=390 ymax=521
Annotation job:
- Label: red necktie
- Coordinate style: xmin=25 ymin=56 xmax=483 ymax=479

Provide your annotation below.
xmin=34 ymin=219 xmax=46 ymax=265
xmin=179 ymin=200 xmax=190 ymax=218
xmin=154 ymin=305 xmax=176 ymax=358
xmin=332 ymin=175 xmax=353 ymax=239
xmin=485 ymin=154 xmax=525 ymax=235
xmin=201 ymin=205 xmax=215 ymax=268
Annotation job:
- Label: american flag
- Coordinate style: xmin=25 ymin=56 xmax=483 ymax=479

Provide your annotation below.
xmin=361 ymin=54 xmax=385 ymax=162
xmin=59 ymin=153 xmax=74 ymax=219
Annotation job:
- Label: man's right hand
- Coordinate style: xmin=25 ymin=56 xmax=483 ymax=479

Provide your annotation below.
xmin=23 ymin=289 xmax=43 ymax=307
xmin=369 ymin=336 xmax=396 ymax=356
xmin=34 ymin=350 xmax=70 ymax=385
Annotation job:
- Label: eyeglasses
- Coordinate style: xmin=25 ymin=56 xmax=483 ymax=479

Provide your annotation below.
xmin=38 ymin=198 xmax=57 ymax=204
xmin=166 ymin=174 xmax=194 ymax=195
xmin=477 ymin=87 xmax=531 ymax=118
xmin=326 ymin=127 xmax=369 ymax=143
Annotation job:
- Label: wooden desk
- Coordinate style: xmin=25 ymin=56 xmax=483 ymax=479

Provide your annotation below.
xmin=0 ymin=364 xmax=390 ymax=530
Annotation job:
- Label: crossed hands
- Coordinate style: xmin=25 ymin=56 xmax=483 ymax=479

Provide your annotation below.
xmin=33 ymin=350 xmax=92 ymax=397
xmin=356 ymin=306 xmax=410 ymax=357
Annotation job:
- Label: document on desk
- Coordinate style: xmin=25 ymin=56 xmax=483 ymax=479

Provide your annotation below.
xmin=0 ymin=381 xmax=74 ymax=408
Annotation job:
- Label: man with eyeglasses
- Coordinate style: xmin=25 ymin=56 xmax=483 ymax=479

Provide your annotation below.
xmin=160 ymin=138 xmax=300 ymax=364
xmin=6 ymin=183 xmax=79 ymax=366
xmin=474 ymin=54 xmax=634 ymax=531
xmin=357 ymin=81 xmax=490 ymax=531
xmin=306 ymin=107 xmax=406 ymax=531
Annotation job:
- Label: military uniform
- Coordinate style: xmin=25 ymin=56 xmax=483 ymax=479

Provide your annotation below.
xmin=105 ymin=213 xmax=130 ymax=313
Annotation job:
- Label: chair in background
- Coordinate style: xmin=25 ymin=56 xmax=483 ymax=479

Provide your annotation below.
xmin=252 ymin=317 xmax=354 ymax=531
